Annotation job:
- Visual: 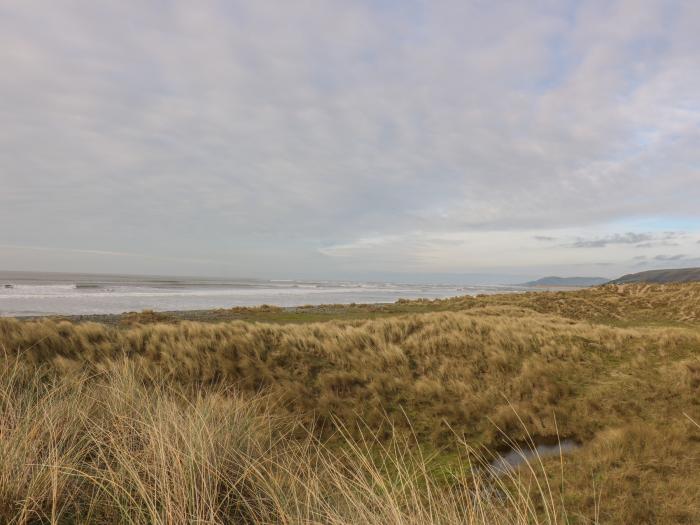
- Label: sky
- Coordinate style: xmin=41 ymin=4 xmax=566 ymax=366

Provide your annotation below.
xmin=1 ymin=0 xmax=699 ymax=283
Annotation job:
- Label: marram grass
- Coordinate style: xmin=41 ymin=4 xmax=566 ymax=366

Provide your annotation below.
xmin=1 ymin=357 xmax=573 ymax=524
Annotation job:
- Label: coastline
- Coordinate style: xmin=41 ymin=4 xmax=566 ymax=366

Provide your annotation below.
xmin=11 ymin=285 xmax=590 ymax=326
xmin=14 ymin=301 xmax=419 ymax=326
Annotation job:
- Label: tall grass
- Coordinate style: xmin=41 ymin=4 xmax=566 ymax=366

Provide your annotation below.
xmin=0 ymin=355 xmax=572 ymax=524
xmin=1 ymin=308 xmax=698 ymax=449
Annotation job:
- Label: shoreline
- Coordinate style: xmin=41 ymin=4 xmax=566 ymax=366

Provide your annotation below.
xmin=8 ymin=285 xmax=592 ymax=325
xmin=11 ymin=301 xmax=414 ymax=325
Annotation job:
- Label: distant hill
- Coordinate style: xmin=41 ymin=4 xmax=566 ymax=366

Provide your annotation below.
xmin=609 ymin=267 xmax=700 ymax=284
xmin=520 ymin=276 xmax=608 ymax=287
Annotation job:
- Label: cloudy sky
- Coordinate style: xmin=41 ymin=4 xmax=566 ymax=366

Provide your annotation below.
xmin=1 ymin=1 xmax=699 ymax=282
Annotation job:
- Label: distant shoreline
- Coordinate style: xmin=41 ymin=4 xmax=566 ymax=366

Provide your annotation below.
xmin=10 ymin=285 xmax=595 ymax=324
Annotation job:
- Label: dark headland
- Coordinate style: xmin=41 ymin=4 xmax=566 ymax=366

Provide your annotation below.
xmin=520 ymin=276 xmax=608 ymax=287
xmin=609 ymin=267 xmax=700 ymax=284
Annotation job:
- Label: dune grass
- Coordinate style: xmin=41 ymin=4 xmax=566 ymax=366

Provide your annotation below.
xmin=0 ymin=356 xmax=576 ymax=524
xmin=1 ymin=283 xmax=700 ymax=523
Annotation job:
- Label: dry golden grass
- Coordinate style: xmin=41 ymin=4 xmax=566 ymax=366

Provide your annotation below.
xmin=1 ymin=283 xmax=700 ymax=523
xmin=0 ymin=356 xmax=575 ymax=524
xmin=437 ymin=282 xmax=700 ymax=326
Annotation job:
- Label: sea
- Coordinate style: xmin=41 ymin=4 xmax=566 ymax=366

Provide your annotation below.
xmin=0 ymin=271 xmax=523 ymax=317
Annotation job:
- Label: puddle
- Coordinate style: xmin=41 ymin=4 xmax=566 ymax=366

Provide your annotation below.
xmin=489 ymin=439 xmax=579 ymax=475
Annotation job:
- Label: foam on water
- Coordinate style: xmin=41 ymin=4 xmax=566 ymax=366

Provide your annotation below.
xmin=0 ymin=271 xmax=522 ymax=317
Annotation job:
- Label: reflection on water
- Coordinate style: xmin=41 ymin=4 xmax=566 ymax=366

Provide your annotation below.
xmin=489 ymin=439 xmax=579 ymax=475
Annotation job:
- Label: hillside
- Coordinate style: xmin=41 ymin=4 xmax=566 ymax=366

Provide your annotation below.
xmin=520 ymin=276 xmax=608 ymax=287
xmin=610 ymin=267 xmax=700 ymax=284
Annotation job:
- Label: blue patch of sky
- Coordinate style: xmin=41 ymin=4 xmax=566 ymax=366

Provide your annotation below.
xmin=615 ymin=36 xmax=669 ymax=104
xmin=612 ymin=216 xmax=700 ymax=233
xmin=519 ymin=0 xmax=581 ymax=93
xmin=615 ymin=3 xmax=676 ymax=104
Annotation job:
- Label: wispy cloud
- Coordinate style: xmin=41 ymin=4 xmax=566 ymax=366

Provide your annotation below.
xmin=653 ymin=254 xmax=686 ymax=261
xmin=571 ymin=232 xmax=682 ymax=249
xmin=0 ymin=244 xmax=222 ymax=266
xmin=572 ymin=233 xmax=653 ymax=248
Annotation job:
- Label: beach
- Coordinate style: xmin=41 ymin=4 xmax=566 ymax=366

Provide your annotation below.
xmin=0 ymin=271 xmax=521 ymax=317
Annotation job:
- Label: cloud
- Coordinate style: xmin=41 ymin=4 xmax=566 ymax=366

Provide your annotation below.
xmin=653 ymin=254 xmax=686 ymax=261
xmin=0 ymin=244 xmax=221 ymax=265
xmin=0 ymin=1 xmax=698 ymax=277
xmin=569 ymin=231 xmax=687 ymax=249
xmin=572 ymin=232 xmax=655 ymax=248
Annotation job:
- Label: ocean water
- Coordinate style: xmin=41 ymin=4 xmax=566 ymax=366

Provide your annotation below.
xmin=0 ymin=271 xmax=521 ymax=317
